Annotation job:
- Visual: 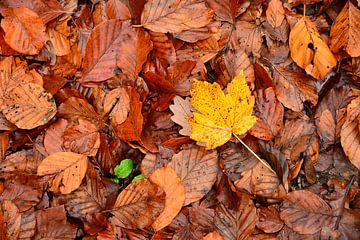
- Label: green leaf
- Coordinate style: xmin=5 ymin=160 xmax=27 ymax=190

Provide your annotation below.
xmin=114 ymin=158 xmax=133 ymax=179
xmin=132 ymin=174 xmax=145 ymax=182
xmin=109 ymin=177 xmax=120 ymax=184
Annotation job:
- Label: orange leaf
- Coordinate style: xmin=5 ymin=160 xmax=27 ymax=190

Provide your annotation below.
xmin=106 ymin=0 xmax=131 ymax=20
xmin=111 ymin=179 xmax=165 ymax=228
xmin=266 ymin=0 xmax=285 ymax=28
xmin=37 ymin=152 xmax=88 ymax=194
xmin=103 ymin=87 xmax=130 ymax=126
xmin=169 ymin=146 xmax=218 ymax=205
xmin=149 ymin=164 xmax=185 ymax=231
xmin=141 ymin=0 xmax=213 ymax=33
xmin=1 ymin=7 xmax=46 ymax=55
xmin=1 ymin=83 xmax=56 ymax=129
xmin=44 ymin=118 xmax=68 ymax=155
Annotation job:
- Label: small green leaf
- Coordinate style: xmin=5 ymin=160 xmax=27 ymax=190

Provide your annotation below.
xmin=114 ymin=158 xmax=133 ymax=179
xmin=132 ymin=174 xmax=145 ymax=183
xmin=109 ymin=177 xmax=120 ymax=184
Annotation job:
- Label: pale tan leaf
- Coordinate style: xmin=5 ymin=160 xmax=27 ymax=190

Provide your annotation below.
xmin=280 ymin=190 xmax=336 ymax=235
xmin=149 ymin=164 xmax=185 ymax=231
xmin=289 ymin=16 xmax=337 ymax=79
xmin=330 ymin=1 xmax=360 ymax=57
xmin=63 ymin=119 xmax=100 ymax=157
xmin=1 ymin=200 xmax=21 ymax=239
xmin=141 ymin=0 xmax=213 ymax=34
xmin=0 ymin=7 xmax=46 ymax=55
xmin=169 ymin=146 xmax=218 ymax=205
xmin=37 ymin=152 xmax=88 ymax=194
xmin=1 ymin=83 xmax=56 ymax=129
xmin=103 ymin=87 xmax=130 ymax=126
xmin=266 ymin=0 xmax=285 ymax=28
xmin=106 ymin=0 xmax=131 ymax=20
xmin=111 ymin=179 xmax=165 ymax=228
xmin=169 ymin=96 xmax=194 ymax=136
xmin=273 ymin=65 xmax=318 ymax=112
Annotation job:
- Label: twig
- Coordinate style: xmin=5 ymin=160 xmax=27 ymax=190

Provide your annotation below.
xmin=233 ymin=134 xmax=276 ymax=174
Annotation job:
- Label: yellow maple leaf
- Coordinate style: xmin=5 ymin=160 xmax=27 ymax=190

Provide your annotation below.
xmin=189 ymin=71 xmax=257 ymax=149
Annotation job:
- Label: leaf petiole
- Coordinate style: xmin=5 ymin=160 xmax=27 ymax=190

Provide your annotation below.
xmin=233 ymin=134 xmax=276 ymax=174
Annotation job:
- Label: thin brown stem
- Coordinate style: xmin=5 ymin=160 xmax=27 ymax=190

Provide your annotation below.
xmin=233 ymin=134 xmax=276 ymax=174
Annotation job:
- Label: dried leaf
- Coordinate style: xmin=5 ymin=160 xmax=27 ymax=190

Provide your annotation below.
xmin=280 ymin=190 xmax=336 ymax=235
xmin=170 ymin=96 xmax=194 ymax=136
xmin=103 ymin=87 xmax=130 ymax=126
xmin=1 ymin=83 xmax=56 ymax=129
xmin=256 ymin=206 xmax=284 ymax=233
xmin=106 ymin=0 xmax=131 ymax=20
xmin=207 ymin=0 xmax=238 ymax=23
xmin=141 ymin=0 xmax=213 ymax=33
xmin=47 ymin=25 xmax=71 ymax=56
xmin=189 ymin=72 xmax=257 ymax=149
xmin=111 ymin=179 xmax=165 ymax=228
xmin=149 ymin=164 xmax=186 ymax=231
xmin=234 ymin=21 xmax=263 ymax=57
xmin=1 ymin=200 xmax=21 ymax=239
xmin=44 ymin=118 xmax=68 ymax=155
xmin=289 ymin=16 xmax=337 ymax=79
xmin=266 ymin=0 xmax=285 ymax=28
xmin=169 ymin=146 xmax=218 ymax=205
xmin=37 ymin=152 xmax=88 ymax=194
xmin=330 ymin=1 xmax=360 ymax=57
xmin=1 ymin=7 xmax=46 ymax=55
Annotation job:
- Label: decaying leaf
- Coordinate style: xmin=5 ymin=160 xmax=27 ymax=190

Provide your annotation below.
xmin=149 ymin=164 xmax=186 ymax=231
xmin=189 ymin=71 xmax=257 ymax=149
xmin=111 ymin=179 xmax=165 ymax=228
xmin=37 ymin=152 xmax=88 ymax=194
xmin=141 ymin=0 xmax=213 ymax=33
xmin=1 ymin=7 xmax=46 ymax=55
xmin=1 ymin=83 xmax=56 ymax=129
xmin=289 ymin=16 xmax=337 ymax=79
xmin=330 ymin=1 xmax=360 ymax=57
xmin=266 ymin=0 xmax=285 ymax=28
xmin=169 ymin=145 xmax=218 ymax=205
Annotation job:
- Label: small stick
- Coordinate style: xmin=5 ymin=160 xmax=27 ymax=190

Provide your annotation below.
xmin=233 ymin=134 xmax=276 ymax=174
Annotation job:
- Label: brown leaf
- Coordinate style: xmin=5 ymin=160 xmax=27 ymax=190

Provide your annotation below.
xmin=1 ymin=200 xmax=21 ymax=239
xmin=169 ymin=145 xmax=218 ymax=205
xmin=256 ymin=206 xmax=284 ymax=233
xmin=249 ymin=87 xmax=284 ymax=140
xmin=149 ymin=164 xmax=186 ymax=231
xmin=272 ymin=65 xmax=318 ymax=112
xmin=114 ymin=87 xmax=143 ymax=142
xmin=330 ymin=1 xmax=360 ymax=57
xmin=37 ymin=152 xmax=88 ymax=194
xmin=0 ymin=150 xmax=37 ymax=179
xmin=0 ymin=134 xmax=9 ymax=161
xmin=140 ymin=0 xmax=213 ymax=33
xmin=206 ymin=0 xmax=238 ymax=23
xmin=63 ymin=119 xmax=100 ymax=157
xmin=106 ymin=0 xmax=131 ymax=20
xmin=340 ymin=97 xmax=360 ymax=169
xmin=4 ymin=0 xmax=63 ymax=24
xmin=234 ymin=161 xmax=284 ymax=199
xmin=148 ymin=31 xmax=176 ymax=68
xmin=289 ymin=16 xmax=337 ymax=79
xmin=47 ymin=20 xmax=71 ymax=57
xmin=58 ymin=97 xmax=103 ymax=127
xmin=214 ymin=193 xmax=257 ymax=240
xmin=0 ymin=7 xmax=46 ymax=55
xmin=81 ymin=20 xmax=152 ymax=86
xmin=169 ymin=96 xmax=194 ymax=136
xmin=203 ymin=231 xmax=224 ymax=240
xmin=234 ymin=20 xmax=263 ymax=57
xmin=266 ymin=0 xmax=285 ymax=28
xmin=36 ymin=205 xmax=77 ymax=239
xmin=1 ymin=83 xmax=56 ymax=129
xmin=280 ymin=190 xmax=336 ymax=235
xmin=174 ymin=21 xmax=221 ymax=43
xmin=103 ymin=87 xmax=130 ymax=126
xmin=111 ymin=179 xmax=165 ymax=228
xmin=44 ymin=118 xmax=68 ymax=155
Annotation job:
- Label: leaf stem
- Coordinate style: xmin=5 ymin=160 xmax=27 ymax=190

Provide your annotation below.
xmin=233 ymin=134 xmax=276 ymax=174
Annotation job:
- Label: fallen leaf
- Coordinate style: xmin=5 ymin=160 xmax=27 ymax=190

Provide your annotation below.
xmin=280 ymin=190 xmax=336 ymax=235
xmin=44 ymin=118 xmax=68 ymax=155
xmin=149 ymin=164 xmax=185 ymax=231
xmin=266 ymin=0 xmax=285 ymax=28
xmin=103 ymin=87 xmax=130 ymax=126
xmin=289 ymin=16 xmax=337 ymax=79
xmin=203 ymin=231 xmax=224 ymax=240
xmin=234 ymin=20 xmax=263 ymax=57
xmin=1 ymin=7 xmax=46 ymax=55
xmin=111 ymin=179 xmax=165 ymax=228
xmin=170 ymin=96 xmax=194 ymax=136
xmin=1 ymin=83 xmax=56 ymax=129
xmin=249 ymin=87 xmax=284 ymax=140
xmin=37 ymin=152 xmax=88 ymax=194
xmin=106 ymin=0 xmax=131 ymax=20
xmin=169 ymin=145 xmax=218 ymax=205
xmin=189 ymin=71 xmax=257 ymax=149
xmin=330 ymin=1 xmax=360 ymax=57
xmin=214 ymin=193 xmax=256 ymax=240
xmin=47 ymin=21 xmax=71 ymax=57
xmin=140 ymin=0 xmax=213 ymax=33
xmin=256 ymin=206 xmax=284 ymax=233
xmin=206 ymin=0 xmax=238 ymax=24
xmin=1 ymin=200 xmax=21 ymax=239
